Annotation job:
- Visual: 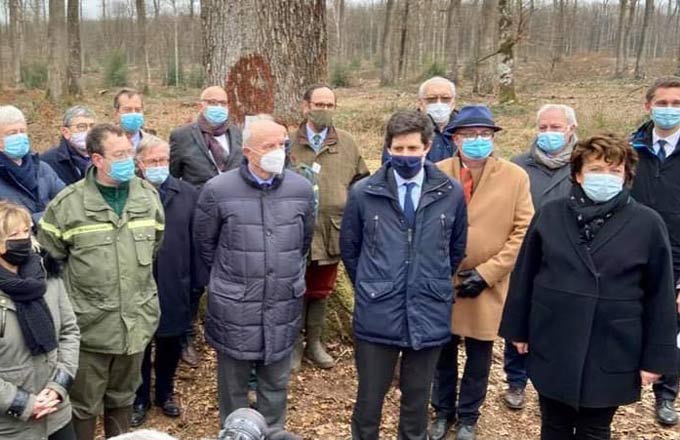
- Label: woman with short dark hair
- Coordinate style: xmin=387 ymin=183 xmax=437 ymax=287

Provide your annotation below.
xmin=500 ymin=133 xmax=678 ymax=440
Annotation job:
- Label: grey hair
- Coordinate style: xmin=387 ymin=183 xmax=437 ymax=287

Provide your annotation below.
xmin=107 ymin=430 xmax=177 ymax=440
xmin=537 ymin=104 xmax=578 ymax=127
xmin=418 ymin=76 xmax=456 ymax=100
xmin=0 ymin=106 xmax=26 ymax=127
xmin=243 ymin=113 xmax=276 ymax=146
xmin=136 ymin=134 xmax=169 ymax=158
xmin=62 ymin=106 xmax=96 ymax=127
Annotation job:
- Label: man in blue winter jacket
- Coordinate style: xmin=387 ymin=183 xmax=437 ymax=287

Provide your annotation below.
xmin=341 ymin=110 xmax=468 ymax=440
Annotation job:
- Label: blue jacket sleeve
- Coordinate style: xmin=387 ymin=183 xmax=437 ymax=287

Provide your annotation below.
xmin=301 ymin=185 xmax=316 ymax=257
xmin=449 ymin=184 xmax=468 ymax=275
xmin=193 ymin=182 xmax=221 ymax=271
xmin=340 ymin=186 xmax=363 ymax=285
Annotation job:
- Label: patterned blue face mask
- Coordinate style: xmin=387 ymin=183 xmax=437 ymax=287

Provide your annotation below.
xmin=581 ymin=173 xmax=623 ymax=203
xmin=461 ymin=137 xmax=493 ymax=160
xmin=108 ymin=157 xmax=135 ymax=183
xmin=651 ymin=107 xmax=680 ymax=130
xmin=120 ymin=112 xmax=144 ymax=133
xmin=2 ymin=133 xmax=30 ymax=159
xmin=536 ymin=132 xmax=566 ymax=153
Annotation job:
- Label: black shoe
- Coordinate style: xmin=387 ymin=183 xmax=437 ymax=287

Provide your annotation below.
xmin=157 ymin=398 xmax=181 ymax=418
xmin=503 ymin=386 xmax=526 ymax=410
xmin=656 ymin=400 xmax=679 ymax=426
xmin=428 ymin=417 xmax=455 ymax=440
xmin=130 ymin=402 xmax=149 ymax=427
xmin=456 ymin=424 xmax=476 ymax=440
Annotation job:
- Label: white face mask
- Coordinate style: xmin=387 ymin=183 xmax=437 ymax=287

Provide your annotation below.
xmin=259 ymin=148 xmax=286 ymax=174
xmin=426 ymin=103 xmax=452 ymax=125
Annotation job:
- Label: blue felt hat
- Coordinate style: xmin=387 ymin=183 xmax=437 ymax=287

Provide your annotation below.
xmin=450 ymin=105 xmax=502 ymax=132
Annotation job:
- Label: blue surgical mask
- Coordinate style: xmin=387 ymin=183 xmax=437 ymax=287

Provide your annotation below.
xmin=120 ymin=112 xmax=144 ymax=133
xmin=581 ymin=173 xmax=624 ymax=203
xmin=426 ymin=103 xmax=452 ymax=125
xmin=651 ymin=107 xmax=680 ymax=130
xmin=108 ymin=157 xmax=135 ymax=183
xmin=461 ymin=137 xmax=493 ymax=160
xmin=145 ymin=166 xmax=169 ymax=185
xmin=536 ymin=132 xmax=566 ymax=153
xmin=391 ymin=155 xmax=424 ymax=179
xmin=3 ymin=133 xmax=30 ymax=159
xmin=204 ymin=106 xmax=229 ymax=126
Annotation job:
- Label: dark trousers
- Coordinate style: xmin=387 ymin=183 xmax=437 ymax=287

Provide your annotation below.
xmin=539 ymin=395 xmax=617 ymax=440
xmin=653 ymin=374 xmax=679 ymax=402
xmin=49 ymin=421 xmax=76 ymax=440
xmin=431 ymin=335 xmax=494 ymax=425
xmin=136 ymin=335 xmax=183 ymax=405
xmin=183 ymin=288 xmax=204 ymax=346
xmin=503 ymin=339 xmax=529 ymax=389
xmin=351 ymin=339 xmax=442 ymax=440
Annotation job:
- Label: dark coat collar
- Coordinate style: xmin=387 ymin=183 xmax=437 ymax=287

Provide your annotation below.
xmin=238 ymin=159 xmax=284 ymax=191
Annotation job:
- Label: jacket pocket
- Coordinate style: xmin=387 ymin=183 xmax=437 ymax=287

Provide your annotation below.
xmin=416 ymin=278 xmax=453 ymax=341
xmin=354 ymin=281 xmax=404 ymax=341
xmin=0 ymin=363 xmax=35 ymax=393
xmin=529 ymin=300 xmax=553 ymax=363
xmin=602 ymin=318 xmax=642 ymax=373
xmin=132 ymin=231 xmax=155 ymax=266
xmin=326 ymin=216 xmax=342 ymax=257
xmin=291 ymin=277 xmax=306 ymax=299
xmin=70 ymin=232 xmax=116 ymax=286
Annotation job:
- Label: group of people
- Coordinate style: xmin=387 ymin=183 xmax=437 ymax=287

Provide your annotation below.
xmin=0 ymin=74 xmax=677 ymax=440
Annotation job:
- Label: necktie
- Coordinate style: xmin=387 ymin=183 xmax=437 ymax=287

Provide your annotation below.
xmin=403 ymin=182 xmax=416 ymax=228
xmin=657 ymin=139 xmax=667 ymax=161
xmin=312 ymin=134 xmax=322 ymax=150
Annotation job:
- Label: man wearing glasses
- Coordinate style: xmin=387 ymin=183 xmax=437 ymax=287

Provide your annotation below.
xmin=169 ymin=85 xmax=243 ymax=189
xmin=42 ymin=106 xmax=97 ymax=185
xmin=430 ymin=105 xmax=534 ymax=440
xmin=38 ymin=123 xmax=164 ymax=439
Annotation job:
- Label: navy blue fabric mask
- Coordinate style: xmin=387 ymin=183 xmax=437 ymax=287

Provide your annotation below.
xmin=391 ymin=155 xmax=423 ymax=179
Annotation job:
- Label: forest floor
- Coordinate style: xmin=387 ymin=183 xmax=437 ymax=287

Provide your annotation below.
xmin=2 ymin=55 xmax=680 ymax=439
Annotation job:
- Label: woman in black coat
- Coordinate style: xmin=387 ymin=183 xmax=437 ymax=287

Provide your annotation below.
xmin=500 ymin=133 xmax=678 ymax=440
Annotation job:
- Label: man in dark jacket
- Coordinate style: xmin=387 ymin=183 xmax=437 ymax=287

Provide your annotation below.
xmin=131 ymin=135 xmax=201 ymax=427
xmin=504 ymin=103 xmax=577 ymax=410
xmin=630 ymin=75 xmax=680 ymax=427
xmin=41 ymin=106 xmax=96 ymax=185
xmin=341 ymin=110 xmax=468 ymax=440
xmin=381 ymin=76 xmax=458 ymax=164
xmin=0 ymin=105 xmax=64 ymax=225
xmin=169 ymin=86 xmax=243 ymax=188
xmin=113 ymin=88 xmax=147 ymax=150
xmin=194 ymin=118 xmax=315 ymax=429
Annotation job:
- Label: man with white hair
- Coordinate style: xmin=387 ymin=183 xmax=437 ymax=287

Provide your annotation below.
xmin=381 ymin=76 xmax=458 ymax=164
xmin=194 ymin=117 xmax=315 ymax=428
xmin=41 ymin=105 xmax=96 ymax=185
xmin=0 ymin=105 xmax=64 ymax=224
xmin=502 ymin=104 xmax=578 ymax=410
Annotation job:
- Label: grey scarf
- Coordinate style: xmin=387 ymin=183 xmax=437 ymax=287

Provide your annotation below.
xmin=530 ymin=135 xmax=577 ymax=170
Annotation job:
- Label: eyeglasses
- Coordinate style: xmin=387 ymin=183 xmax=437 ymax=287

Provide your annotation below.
xmin=423 ymin=96 xmax=454 ymax=105
xmin=142 ymin=158 xmax=169 ymax=167
xmin=68 ymin=123 xmax=96 ymax=133
xmin=202 ymin=99 xmax=228 ymax=107
xmin=310 ymin=102 xmax=335 ymax=110
xmin=456 ymin=130 xmax=495 ymax=140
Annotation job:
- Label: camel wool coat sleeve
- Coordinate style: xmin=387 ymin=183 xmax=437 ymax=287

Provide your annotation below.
xmin=437 ymin=155 xmax=534 ymax=341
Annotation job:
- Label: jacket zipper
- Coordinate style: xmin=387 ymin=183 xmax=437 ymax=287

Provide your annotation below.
xmin=370 ymin=215 xmax=379 ymax=255
xmin=0 ymin=307 xmax=6 ymax=338
xmin=440 ymin=213 xmax=447 ymax=255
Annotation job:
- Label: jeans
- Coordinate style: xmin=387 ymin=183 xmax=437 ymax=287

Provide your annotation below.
xmin=503 ymin=339 xmax=529 ymax=389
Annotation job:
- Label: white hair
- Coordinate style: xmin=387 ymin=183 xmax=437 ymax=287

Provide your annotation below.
xmin=536 ymin=104 xmax=578 ymax=127
xmin=243 ymin=113 xmax=276 ymax=146
xmin=0 ymin=106 xmax=26 ymax=128
xmin=136 ymin=134 xmax=169 ymax=158
xmin=107 ymin=430 xmax=177 ymax=440
xmin=418 ymin=76 xmax=456 ymax=100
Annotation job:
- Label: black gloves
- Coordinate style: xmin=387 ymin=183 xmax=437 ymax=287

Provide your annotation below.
xmin=456 ymin=269 xmax=488 ymax=298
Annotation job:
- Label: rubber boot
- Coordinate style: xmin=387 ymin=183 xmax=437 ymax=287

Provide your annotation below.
xmin=73 ymin=416 xmax=97 ymax=440
xmin=104 ymin=406 xmax=132 ymax=438
xmin=304 ymin=298 xmax=335 ymax=369
xmin=291 ymin=299 xmax=308 ymax=373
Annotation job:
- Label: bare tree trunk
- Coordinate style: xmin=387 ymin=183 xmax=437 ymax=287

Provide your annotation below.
xmin=338 ymin=0 xmax=345 ymax=60
xmin=550 ymin=0 xmax=565 ymax=70
xmin=474 ymin=0 xmax=497 ymax=94
xmin=135 ymin=0 xmax=150 ymax=88
xmin=676 ymin=40 xmax=680 ymax=75
xmin=623 ymin=0 xmax=637 ymax=70
xmin=634 ymin=0 xmax=653 ymax=79
xmin=202 ymin=0 xmax=327 ymax=123
xmin=397 ymin=0 xmax=411 ymax=80
xmin=9 ymin=0 xmax=22 ymax=85
xmin=614 ymin=0 xmax=628 ymax=76
xmin=153 ymin=0 xmax=161 ymax=20
xmin=67 ymin=0 xmax=82 ymax=96
xmin=446 ymin=0 xmax=462 ymax=82
xmin=498 ymin=0 xmax=516 ymax=103
xmin=47 ymin=0 xmax=67 ymax=102
xmin=379 ymin=0 xmax=396 ymax=85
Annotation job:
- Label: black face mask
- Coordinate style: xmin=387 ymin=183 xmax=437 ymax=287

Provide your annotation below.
xmin=2 ymin=238 xmax=32 ymax=266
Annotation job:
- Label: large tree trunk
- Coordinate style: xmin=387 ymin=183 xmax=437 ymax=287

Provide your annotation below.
xmin=498 ymin=0 xmax=516 ymax=103
xmin=473 ymin=0 xmax=497 ymax=95
xmin=136 ymin=0 xmax=151 ymax=87
xmin=47 ymin=0 xmax=67 ymax=102
xmin=445 ymin=0 xmax=462 ymax=82
xmin=634 ymin=0 xmax=654 ymax=79
xmin=201 ymin=0 xmax=327 ymax=123
xmin=67 ymin=0 xmax=82 ymax=96
xmin=550 ymin=0 xmax=566 ymax=70
xmin=9 ymin=0 xmax=23 ymax=85
xmin=379 ymin=0 xmax=396 ymax=85
xmin=614 ymin=0 xmax=628 ymax=76
xmin=397 ymin=0 xmax=411 ymax=80
xmin=623 ymin=0 xmax=638 ymax=71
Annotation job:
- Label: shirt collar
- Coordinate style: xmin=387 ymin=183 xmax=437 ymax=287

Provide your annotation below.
xmin=653 ymin=128 xmax=680 ymax=149
xmin=393 ymin=167 xmax=425 ymax=188
xmin=247 ymin=165 xmax=275 ymax=186
xmin=306 ymin=123 xmax=328 ymax=143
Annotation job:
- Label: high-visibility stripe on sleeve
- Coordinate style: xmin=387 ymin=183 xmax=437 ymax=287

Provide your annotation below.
xmin=38 ymin=219 xmax=62 ymax=238
xmin=62 ymin=224 xmax=115 ymax=240
xmin=128 ymin=219 xmax=165 ymax=231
